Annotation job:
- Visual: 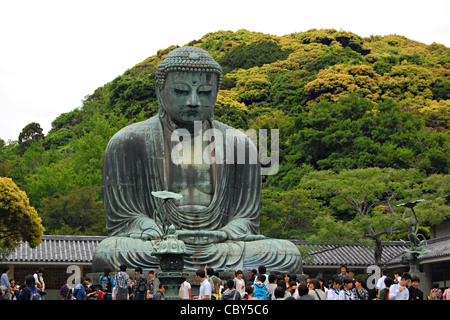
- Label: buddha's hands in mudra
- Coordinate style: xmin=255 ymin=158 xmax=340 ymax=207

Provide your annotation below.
xmin=176 ymin=230 xmax=227 ymax=245
xmin=176 ymin=230 xmax=267 ymax=245
xmin=241 ymin=234 xmax=267 ymax=241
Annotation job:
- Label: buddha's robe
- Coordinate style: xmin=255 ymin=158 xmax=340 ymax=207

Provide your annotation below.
xmin=92 ymin=116 xmax=302 ymax=273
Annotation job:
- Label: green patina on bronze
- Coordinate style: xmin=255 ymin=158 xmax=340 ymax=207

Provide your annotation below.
xmin=92 ymin=46 xmax=302 ymax=273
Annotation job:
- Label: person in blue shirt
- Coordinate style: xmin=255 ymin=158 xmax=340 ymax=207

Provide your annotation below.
xmin=73 ymin=277 xmax=87 ymax=300
xmin=99 ymin=266 xmax=115 ymax=300
xmin=1 ymin=265 xmax=12 ymax=300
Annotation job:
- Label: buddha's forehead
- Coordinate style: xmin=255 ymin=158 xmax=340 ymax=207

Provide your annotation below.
xmin=165 ymin=71 xmax=218 ymax=86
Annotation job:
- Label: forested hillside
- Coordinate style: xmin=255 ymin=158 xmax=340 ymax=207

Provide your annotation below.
xmin=0 ymin=29 xmax=448 ymax=245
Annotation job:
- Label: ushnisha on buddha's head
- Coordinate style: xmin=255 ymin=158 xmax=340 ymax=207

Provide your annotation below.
xmin=155 ymin=46 xmax=223 ymax=126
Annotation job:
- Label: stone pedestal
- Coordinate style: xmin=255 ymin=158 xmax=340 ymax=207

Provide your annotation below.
xmin=156 ymin=271 xmax=188 ymax=300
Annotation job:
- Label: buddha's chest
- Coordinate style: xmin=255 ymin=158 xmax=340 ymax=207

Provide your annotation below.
xmin=166 ymin=136 xmax=215 ymax=207
xmin=168 ymin=162 xmax=213 ymax=195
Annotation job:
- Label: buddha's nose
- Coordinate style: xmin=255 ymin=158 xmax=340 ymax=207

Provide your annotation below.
xmin=186 ymin=90 xmax=199 ymax=107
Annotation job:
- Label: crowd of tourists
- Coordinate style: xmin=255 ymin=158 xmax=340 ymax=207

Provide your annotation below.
xmin=1 ymin=264 xmax=449 ymax=301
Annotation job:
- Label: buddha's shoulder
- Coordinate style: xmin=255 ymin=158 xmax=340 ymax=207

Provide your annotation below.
xmin=213 ymin=120 xmax=256 ymax=146
xmin=109 ymin=116 xmax=160 ymax=142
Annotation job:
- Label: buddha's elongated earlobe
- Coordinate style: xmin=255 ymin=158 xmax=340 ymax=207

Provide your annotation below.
xmin=156 ymin=86 xmax=166 ymax=119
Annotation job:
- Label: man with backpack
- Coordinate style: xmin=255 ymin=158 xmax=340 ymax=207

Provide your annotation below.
xmin=18 ymin=274 xmax=41 ymax=300
xmin=133 ymin=267 xmax=148 ymax=300
xmin=99 ymin=266 xmax=115 ymax=300
xmin=252 ymin=274 xmax=269 ymax=300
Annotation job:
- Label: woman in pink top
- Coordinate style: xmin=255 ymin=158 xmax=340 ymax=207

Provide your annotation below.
xmin=242 ymin=285 xmax=258 ymax=300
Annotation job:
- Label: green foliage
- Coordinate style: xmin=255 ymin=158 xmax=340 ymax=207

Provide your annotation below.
xmin=18 ymin=122 xmax=45 ymax=154
xmin=288 ymin=94 xmax=449 ymax=173
xmin=49 ymin=109 xmax=82 ymax=134
xmin=305 ymin=46 xmax=366 ymax=73
xmin=107 ymin=73 xmax=157 ymax=119
xmin=260 ymin=188 xmax=327 ymax=239
xmin=294 ymin=29 xmax=371 ymax=55
xmin=210 ymin=89 xmax=250 ymax=129
xmin=300 ymin=168 xmax=449 ymax=243
xmin=431 ymin=77 xmax=450 ymax=100
xmin=218 ymin=41 xmax=293 ymax=73
xmin=44 ymin=128 xmax=73 ymax=150
xmin=0 ymin=177 xmax=44 ymax=258
xmin=39 ymin=185 xmax=105 ymax=235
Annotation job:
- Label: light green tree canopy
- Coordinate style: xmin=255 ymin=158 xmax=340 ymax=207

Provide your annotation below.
xmin=0 ymin=177 xmax=44 ymax=258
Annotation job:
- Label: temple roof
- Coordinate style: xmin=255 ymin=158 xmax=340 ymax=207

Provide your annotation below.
xmin=5 ymin=235 xmax=105 ymax=264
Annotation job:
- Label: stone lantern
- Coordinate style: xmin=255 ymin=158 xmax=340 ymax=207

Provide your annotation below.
xmin=152 ymin=225 xmax=193 ymax=300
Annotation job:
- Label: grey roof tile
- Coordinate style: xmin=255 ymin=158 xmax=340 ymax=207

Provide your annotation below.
xmin=5 ymin=235 xmax=106 ymax=263
xmin=294 ymin=240 xmax=410 ymax=266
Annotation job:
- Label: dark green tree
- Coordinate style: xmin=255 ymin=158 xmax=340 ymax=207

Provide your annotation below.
xmin=18 ymin=122 xmax=45 ymax=147
xmin=39 ymin=185 xmax=105 ymax=235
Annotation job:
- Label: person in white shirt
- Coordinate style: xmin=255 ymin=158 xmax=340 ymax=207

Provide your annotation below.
xmin=376 ymin=269 xmax=389 ymax=298
xmin=253 ymin=265 xmax=269 ymax=286
xmin=180 ymin=277 xmax=192 ymax=300
xmin=266 ymin=274 xmax=278 ymax=299
xmin=309 ymin=278 xmax=326 ymax=300
xmin=33 ymin=268 xmax=45 ymax=292
xmin=389 ymin=272 xmax=411 ymax=300
xmin=339 ymin=278 xmax=354 ymax=300
xmin=234 ymin=270 xmax=246 ymax=298
xmin=327 ymin=277 xmax=342 ymax=300
xmin=194 ymin=268 xmax=212 ymax=300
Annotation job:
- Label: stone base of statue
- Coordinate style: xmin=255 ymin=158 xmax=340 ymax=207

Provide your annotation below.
xmin=92 ymin=235 xmax=303 ymax=274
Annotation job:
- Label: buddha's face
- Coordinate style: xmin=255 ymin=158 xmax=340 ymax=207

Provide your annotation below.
xmin=157 ymin=71 xmax=218 ymax=125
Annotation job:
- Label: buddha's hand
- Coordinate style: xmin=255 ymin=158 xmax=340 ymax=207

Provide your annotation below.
xmin=176 ymin=230 xmax=228 ymax=245
xmin=241 ymin=234 xmax=267 ymax=241
xmin=129 ymin=231 xmax=160 ymax=241
xmin=129 ymin=220 xmax=163 ymax=241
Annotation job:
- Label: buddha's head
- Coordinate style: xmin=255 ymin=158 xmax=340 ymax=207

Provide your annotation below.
xmin=155 ymin=46 xmax=223 ymax=125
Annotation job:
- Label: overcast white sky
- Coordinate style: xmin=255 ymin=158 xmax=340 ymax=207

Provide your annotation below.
xmin=1 ymin=0 xmax=449 ymax=143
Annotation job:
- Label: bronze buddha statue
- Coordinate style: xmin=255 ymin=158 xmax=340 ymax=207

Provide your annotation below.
xmin=92 ymin=46 xmax=302 ymax=273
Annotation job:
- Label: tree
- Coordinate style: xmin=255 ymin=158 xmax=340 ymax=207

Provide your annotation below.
xmin=234 ymin=68 xmax=272 ymax=105
xmin=18 ymin=122 xmax=45 ymax=146
xmin=304 ymin=64 xmax=382 ymax=104
xmin=218 ymin=41 xmax=292 ymax=73
xmin=300 ymin=168 xmax=449 ymax=266
xmin=49 ymin=109 xmax=82 ymax=133
xmin=107 ymin=73 xmax=157 ymax=119
xmin=39 ymin=185 xmax=105 ymax=235
xmin=0 ymin=177 xmax=44 ymax=258
xmin=260 ymin=187 xmax=328 ymax=239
